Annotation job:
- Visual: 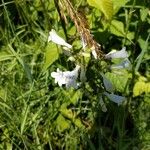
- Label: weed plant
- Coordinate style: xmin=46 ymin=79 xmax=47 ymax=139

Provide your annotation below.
xmin=0 ymin=0 xmax=150 ymax=149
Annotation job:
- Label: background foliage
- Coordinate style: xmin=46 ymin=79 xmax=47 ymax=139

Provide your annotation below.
xmin=0 ymin=0 xmax=150 ymax=149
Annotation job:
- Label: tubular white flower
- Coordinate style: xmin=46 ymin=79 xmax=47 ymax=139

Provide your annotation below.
xmin=51 ymin=65 xmax=80 ymax=89
xmin=48 ymin=29 xmax=72 ymax=49
xmin=105 ymin=47 xmax=128 ymax=59
xmin=111 ymin=58 xmax=131 ymax=69
xmin=51 ymin=68 xmax=66 ymax=87
xmin=104 ymin=92 xmax=126 ymax=105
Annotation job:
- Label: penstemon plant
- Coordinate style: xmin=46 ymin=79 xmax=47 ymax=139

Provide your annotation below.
xmin=48 ymin=0 xmax=131 ymax=109
xmin=0 ymin=0 xmax=149 ymax=149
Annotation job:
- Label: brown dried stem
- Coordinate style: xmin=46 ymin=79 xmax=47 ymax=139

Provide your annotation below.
xmin=60 ymin=0 xmax=104 ymax=58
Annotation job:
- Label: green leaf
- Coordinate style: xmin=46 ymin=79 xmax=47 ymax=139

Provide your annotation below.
xmin=112 ymin=0 xmax=129 ymax=14
xmin=110 ymin=20 xmax=125 ymax=37
xmin=133 ymin=81 xmax=150 ymax=97
xmin=135 ymin=33 xmax=150 ymax=72
xmin=70 ymin=90 xmax=82 ymax=105
xmin=21 ymin=105 xmax=29 ymax=135
xmin=60 ymin=107 xmax=84 ymax=128
xmin=101 ymin=73 xmax=115 ymax=92
xmin=87 ymin=0 xmax=99 ymax=8
xmin=105 ymin=71 xmax=130 ymax=92
xmin=62 ymin=89 xmax=82 ymax=105
xmin=127 ymin=32 xmax=134 ymax=40
xmin=56 ymin=114 xmax=70 ymax=132
xmin=133 ymin=81 xmax=146 ymax=97
xmin=87 ymin=0 xmax=113 ymax=20
xmin=74 ymin=118 xmax=84 ymax=128
xmin=140 ymin=8 xmax=149 ymax=22
xmin=44 ymin=43 xmax=61 ymax=70
xmin=60 ymin=108 xmax=74 ymax=119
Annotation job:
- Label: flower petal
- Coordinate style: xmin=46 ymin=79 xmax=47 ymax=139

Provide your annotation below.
xmin=51 ymin=65 xmax=80 ymax=89
xmin=111 ymin=58 xmax=131 ymax=70
xmin=48 ymin=29 xmax=72 ymax=49
xmin=105 ymin=47 xmax=128 ymax=59
xmin=104 ymin=92 xmax=126 ymax=105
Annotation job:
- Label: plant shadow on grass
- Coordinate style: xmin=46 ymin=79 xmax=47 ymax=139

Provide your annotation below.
xmin=84 ymin=104 xmax=138 ymax=150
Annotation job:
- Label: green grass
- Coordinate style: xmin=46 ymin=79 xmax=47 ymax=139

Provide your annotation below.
xmin=0 ymin=0 xmax=150 ymax=149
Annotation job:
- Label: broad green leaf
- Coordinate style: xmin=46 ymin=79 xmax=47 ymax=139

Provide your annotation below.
xmin=133 ymin=81 xmax=146 ymax=97
xmin=133 ymin=81 xmax=150 ymax=97
xmin=62 ymin=89 xmax=82 ymax=105
xmin=87 ymin=0 xmax=113 ymax=20
xmin=44 ymin=43 xmax=61 ymax=70
xmin=112 ymin=0 xmax=129 ymax=14
xmin=60 ymin=108 xmax=74 ymax=119
xmin=100 ymin=0 xmax=113 ymax=20
xmin=140 ymin=8 xmax=149 ymax=22
xmin=68 ymin=26 xmax=76 ymax=35
xmin=110 ymin=20 xmax=125 ymax=37
xmin=105 ymin=71 xmax=130 ymax=92
xmin=127 ymin=32 xmax=134 ymax=40
xmin=101 ymin=73 xmax=115 ymax=92
xmin=70 ymin=90 xmax=82 ymax=104
xmin=87 ymin=0 xmax=98 ymax=7
xmin=144 ymin=83 xmax=150 ymax=94
xmin=60 ymin=107 xmax=84 ymax=128
xmin=74 ymin=118 xmax=84 ymax=128
xmin=56 ymin=114 xmax=70 ymax=132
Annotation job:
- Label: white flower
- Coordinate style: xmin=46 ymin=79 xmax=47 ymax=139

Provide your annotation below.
xmin=51 ymin=68 xmax=66 ymax=87
xmin=51 ymin=65 xmax=80 ymax=89
xmin=48 ymin=29 xmax=72 ymax=49
xmin=105 ymin=47 xmax=128 ymax=59
xmin=111 ymin=58 xmax=131 ymax=70
xmin=103 ymin=92 xmax=126 ymax=105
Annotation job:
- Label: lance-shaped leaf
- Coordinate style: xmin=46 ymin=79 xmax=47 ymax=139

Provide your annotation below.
xmin=110 ymin=20 xmax=125 ymax=37
xmin=44 ymin=43 xmax=62 ymax=70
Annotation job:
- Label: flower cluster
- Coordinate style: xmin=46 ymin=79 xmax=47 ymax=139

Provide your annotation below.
xmin=48 ymin=29 xmax=130 ymax=107
xmin=48 ymin=29 xmax=81 ymax=88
